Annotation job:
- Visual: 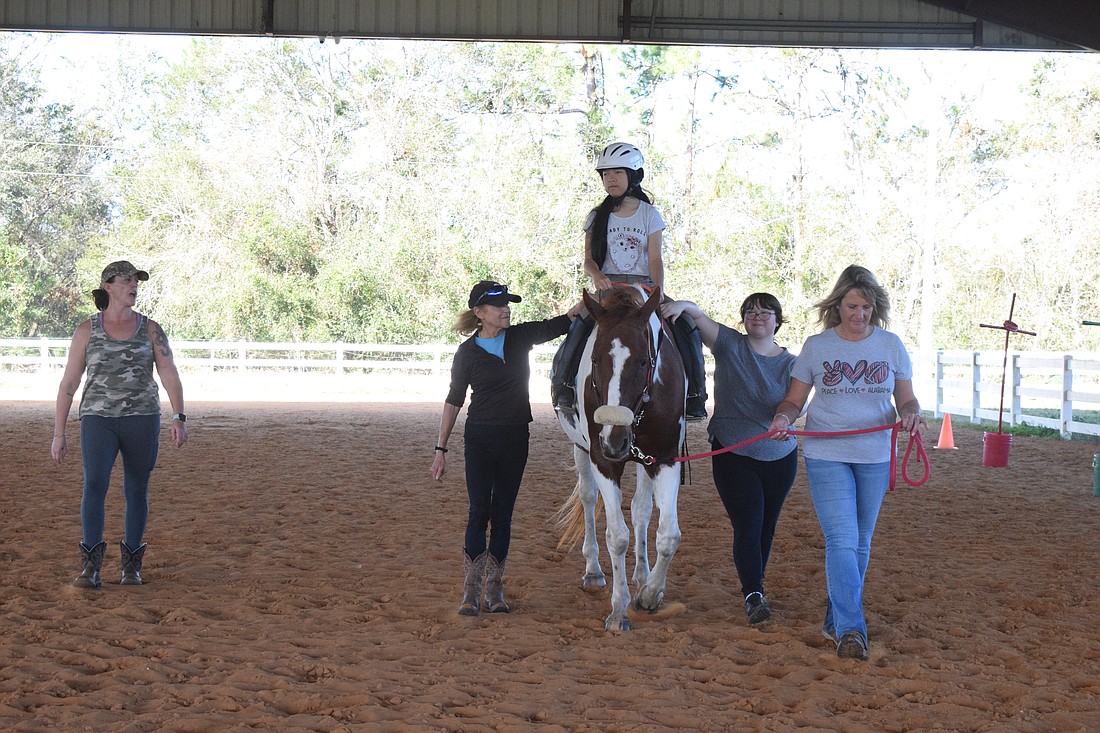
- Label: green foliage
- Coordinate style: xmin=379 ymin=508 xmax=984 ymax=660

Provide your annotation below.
xmin=3 ymin=35 xmax=1100 ymax=358
xmin=0 ymin=36 xmax=114 ymax=337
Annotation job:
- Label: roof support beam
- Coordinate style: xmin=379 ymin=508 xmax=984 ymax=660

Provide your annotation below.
xmin=921 ymin=0 xmax=1099 ymax=51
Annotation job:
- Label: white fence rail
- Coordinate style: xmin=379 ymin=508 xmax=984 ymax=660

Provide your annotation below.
xmin=2 ymin=339 xmax=1098 ymax=438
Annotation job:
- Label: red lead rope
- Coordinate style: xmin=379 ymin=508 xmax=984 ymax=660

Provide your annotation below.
xmin=676 ymin=422 xmax=930 ymax=491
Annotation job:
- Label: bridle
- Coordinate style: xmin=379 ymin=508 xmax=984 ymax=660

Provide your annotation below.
xmin=588 ymin=316 xmax=672 ymax=466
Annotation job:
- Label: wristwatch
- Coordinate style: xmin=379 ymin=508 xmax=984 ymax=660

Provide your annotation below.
xmin=171 ymin=413 xmax=186 ymax=422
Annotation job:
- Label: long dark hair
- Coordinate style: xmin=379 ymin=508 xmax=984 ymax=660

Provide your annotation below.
xmin=589 ymin=168 xmax=650 ymax=269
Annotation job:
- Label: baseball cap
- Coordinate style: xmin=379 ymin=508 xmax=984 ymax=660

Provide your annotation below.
xmin=468 ymin=280 xmax=522 ymax=308
xmin=100 ymin=260 xmax=149 ymax=283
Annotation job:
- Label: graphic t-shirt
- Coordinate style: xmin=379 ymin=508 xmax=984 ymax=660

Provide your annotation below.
xmin=791 ymin=327 xmax=913 ymax=463
xmin=584 ymin=201 xmax=665 ymax=278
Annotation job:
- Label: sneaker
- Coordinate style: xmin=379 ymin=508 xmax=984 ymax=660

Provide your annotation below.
xmin=822 ymin=626 xmax=839 ymax=646
xmin=837 ymin=631 xmax=869 ymax=660
xmin=744 ymin=592 xmax=772 ymax=624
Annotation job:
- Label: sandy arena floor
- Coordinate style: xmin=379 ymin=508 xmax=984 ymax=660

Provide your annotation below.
xmin=1 ymin=400 xmax=1098 ymax=732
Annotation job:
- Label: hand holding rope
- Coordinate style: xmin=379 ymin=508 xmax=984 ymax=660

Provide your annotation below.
xmin=675 ymin=421 xmax=930 ymax=491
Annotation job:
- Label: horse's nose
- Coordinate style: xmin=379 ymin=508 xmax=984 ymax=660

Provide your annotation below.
xmin=599 ymin=427 xmax=632 ymax=461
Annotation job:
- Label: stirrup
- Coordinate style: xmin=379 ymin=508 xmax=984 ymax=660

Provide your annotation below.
xmin=555 ymin=387 xmax=577 ymax=416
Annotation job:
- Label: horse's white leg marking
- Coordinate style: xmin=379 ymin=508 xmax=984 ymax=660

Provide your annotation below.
xmin=575 ymin=444 xmax=605 ymax=588
xmin=595 ymin=473 xmax=632 ymax=631
xmin=630 ymin=468 xmax=653 ymax=590
xmin=634 ymin=464 xmax=682 ymax=613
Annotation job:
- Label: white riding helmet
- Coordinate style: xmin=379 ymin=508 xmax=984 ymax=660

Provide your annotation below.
xmin=595 ymin=142 xmax=644 ymax=171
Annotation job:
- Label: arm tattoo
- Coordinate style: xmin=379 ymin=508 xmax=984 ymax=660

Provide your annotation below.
xmin=153 ymin=323 xmax=174 ymax=358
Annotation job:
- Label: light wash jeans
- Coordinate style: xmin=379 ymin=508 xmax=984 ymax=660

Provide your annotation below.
xmin=804 ymin=457 xmax=890 ymax=640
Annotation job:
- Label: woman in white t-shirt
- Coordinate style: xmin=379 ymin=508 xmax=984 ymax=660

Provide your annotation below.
xmin=552 ymin=141 xmax=708 ymax=420
xmin=768 ymin=265 xmax=926 ymax=661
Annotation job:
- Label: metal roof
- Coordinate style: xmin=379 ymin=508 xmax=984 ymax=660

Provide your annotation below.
xmin=0 ymin=1 xmax=1096 ymax=52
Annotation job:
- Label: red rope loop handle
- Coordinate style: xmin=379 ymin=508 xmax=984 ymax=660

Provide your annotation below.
xmin=676 ymin=422 xmax=930 ymax=490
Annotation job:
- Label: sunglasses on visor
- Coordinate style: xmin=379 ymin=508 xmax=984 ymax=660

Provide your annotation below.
xmin=474 ymin=285 xmax=508 ymax=306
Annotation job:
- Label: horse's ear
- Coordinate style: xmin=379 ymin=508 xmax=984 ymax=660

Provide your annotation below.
xmin=641 ymin=286 xmax=662 ymax=320
xmin=583 ymin=290 xmax=604 ymax=320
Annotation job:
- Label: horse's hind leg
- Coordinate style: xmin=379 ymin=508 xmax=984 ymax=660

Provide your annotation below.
xmin=634 ymin=466 xmax=682 ymax=613
xmin=575 ymin=445 xmax=606 ymax=590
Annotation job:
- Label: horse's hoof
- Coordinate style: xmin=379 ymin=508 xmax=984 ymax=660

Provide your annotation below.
xmin=604 ymin=615 xmax=633 ymax=632
xmin=582 ymin=573 xmax=607 ymax=590
xmin=633 ymin=591 xmax=664 ymax=614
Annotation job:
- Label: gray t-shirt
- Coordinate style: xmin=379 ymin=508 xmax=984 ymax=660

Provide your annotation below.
xmin=584 ymin=201 xmax=665 ymax=278
xmin=707 ymin=324 xmax=797 ymax=462
xmin=791 ymin=326 xmax=913 ymax=463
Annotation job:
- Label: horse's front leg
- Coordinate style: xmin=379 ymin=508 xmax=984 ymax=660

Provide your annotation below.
xmin=634 ymin=465 xmax=682 ymax=613
xmin=629 ymin=468 xmax=653 ymax=591
xmin=575 ymin=445 xmax=605 ymax=589
xmin=596 ymin=479 xmax=632 ymax=631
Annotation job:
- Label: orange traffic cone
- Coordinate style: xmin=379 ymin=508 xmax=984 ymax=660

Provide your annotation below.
xmin=935 ymin=413 xmax=957 ymax=450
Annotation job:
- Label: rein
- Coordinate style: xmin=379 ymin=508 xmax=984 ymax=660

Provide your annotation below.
xmin=673 ymin=422 xmax=930 ymax=491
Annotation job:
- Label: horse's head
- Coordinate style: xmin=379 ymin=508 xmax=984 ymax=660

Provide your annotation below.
xmin=582 ymin=285 xmax=668 ymax=463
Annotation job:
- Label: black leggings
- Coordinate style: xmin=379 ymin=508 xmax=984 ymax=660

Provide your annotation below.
xmin=463 ymin=423 xmax=530 ymax=561
xmin=710 ymin=441 xmax=798 ymax=597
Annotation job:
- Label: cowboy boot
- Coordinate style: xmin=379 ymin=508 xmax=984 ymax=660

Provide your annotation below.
xmin=73 ymin=541 xmax=107 ymax=589
xmin=458 ymin=550 xmax=488 ymax=616
xmin=485 ymin=553 xmax=511 ymax=613
xmin=120 ymin=541 xmax=147 ymax=585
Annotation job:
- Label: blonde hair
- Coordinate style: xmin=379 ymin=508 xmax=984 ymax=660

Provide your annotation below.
xmin=453 ymin=308 xmax=481 ymax=337
xmin=814 ymin=265 xmax=891 ymax=330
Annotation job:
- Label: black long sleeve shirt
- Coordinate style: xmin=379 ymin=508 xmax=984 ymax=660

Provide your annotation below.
xmin=445 ymin=315 xmax=571 ymax=426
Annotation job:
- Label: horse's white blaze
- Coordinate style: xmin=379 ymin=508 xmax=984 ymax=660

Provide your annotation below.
xmin=606 ymin=337 xmax=630 ymax=406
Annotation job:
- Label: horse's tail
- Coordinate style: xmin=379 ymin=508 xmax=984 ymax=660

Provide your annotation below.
xmin=555 ymin=473 xmax=603 ymax=551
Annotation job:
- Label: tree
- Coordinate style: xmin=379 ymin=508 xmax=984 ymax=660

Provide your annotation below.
xmin=0 ymin=34 xmax=114 ymax=337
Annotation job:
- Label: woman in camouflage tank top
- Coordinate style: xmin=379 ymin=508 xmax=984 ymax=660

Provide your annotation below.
xmin=51 ymin=261 xmax=188 ymax=589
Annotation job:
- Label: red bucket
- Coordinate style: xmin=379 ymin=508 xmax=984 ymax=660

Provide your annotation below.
xmin=982 ymin=431 xmax=1012 ymax=467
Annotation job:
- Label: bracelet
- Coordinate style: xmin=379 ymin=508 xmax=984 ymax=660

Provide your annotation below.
xmin=435 ymin=446 xmax=448 ymax=453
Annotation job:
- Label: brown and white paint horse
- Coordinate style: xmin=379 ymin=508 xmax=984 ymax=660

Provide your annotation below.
xmin=556 ymin=285 xmax=687 ymax=631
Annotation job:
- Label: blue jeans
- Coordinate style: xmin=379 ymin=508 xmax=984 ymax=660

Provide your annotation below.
xmin=463 ymin=423 xmax=530 ymax=562
xmin=804 ymin=457 xmax=890 ymax=640
xmin=711 ymin=443 xmax=798 ymax=597
xmin=79 ymin=414 xmax=160 ymax=548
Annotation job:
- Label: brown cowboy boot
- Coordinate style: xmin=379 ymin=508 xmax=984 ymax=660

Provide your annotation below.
xmin=73 ymin=541 xmax=107 ymax=589
xmin=458 ymin=550 xmax=488 ymax=616
xmin=485 ymin=554 xmax=511 ymax=613
xmin=120 ymin=541 xmax=147 ymax=585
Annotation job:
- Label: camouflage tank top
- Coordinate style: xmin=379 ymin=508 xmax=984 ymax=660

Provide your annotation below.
xmin=78 ymin=312 xmax=161 ymax=418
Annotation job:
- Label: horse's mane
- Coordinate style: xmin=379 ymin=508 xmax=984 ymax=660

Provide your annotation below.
xmin=595 ymin=286 xmax=646 ymax=319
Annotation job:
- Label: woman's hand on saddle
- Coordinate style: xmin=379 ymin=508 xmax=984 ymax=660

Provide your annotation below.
xmin=591 ymin=273 xmax=613 ymax=292
xmin=430 ymin=452 xmax=446 ymax=481
xmin=662 ymin=300 xmax=696 ymax=323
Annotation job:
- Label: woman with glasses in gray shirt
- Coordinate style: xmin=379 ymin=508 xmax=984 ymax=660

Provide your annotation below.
xmin=665 ymin=293 xmax=797 ymax=626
